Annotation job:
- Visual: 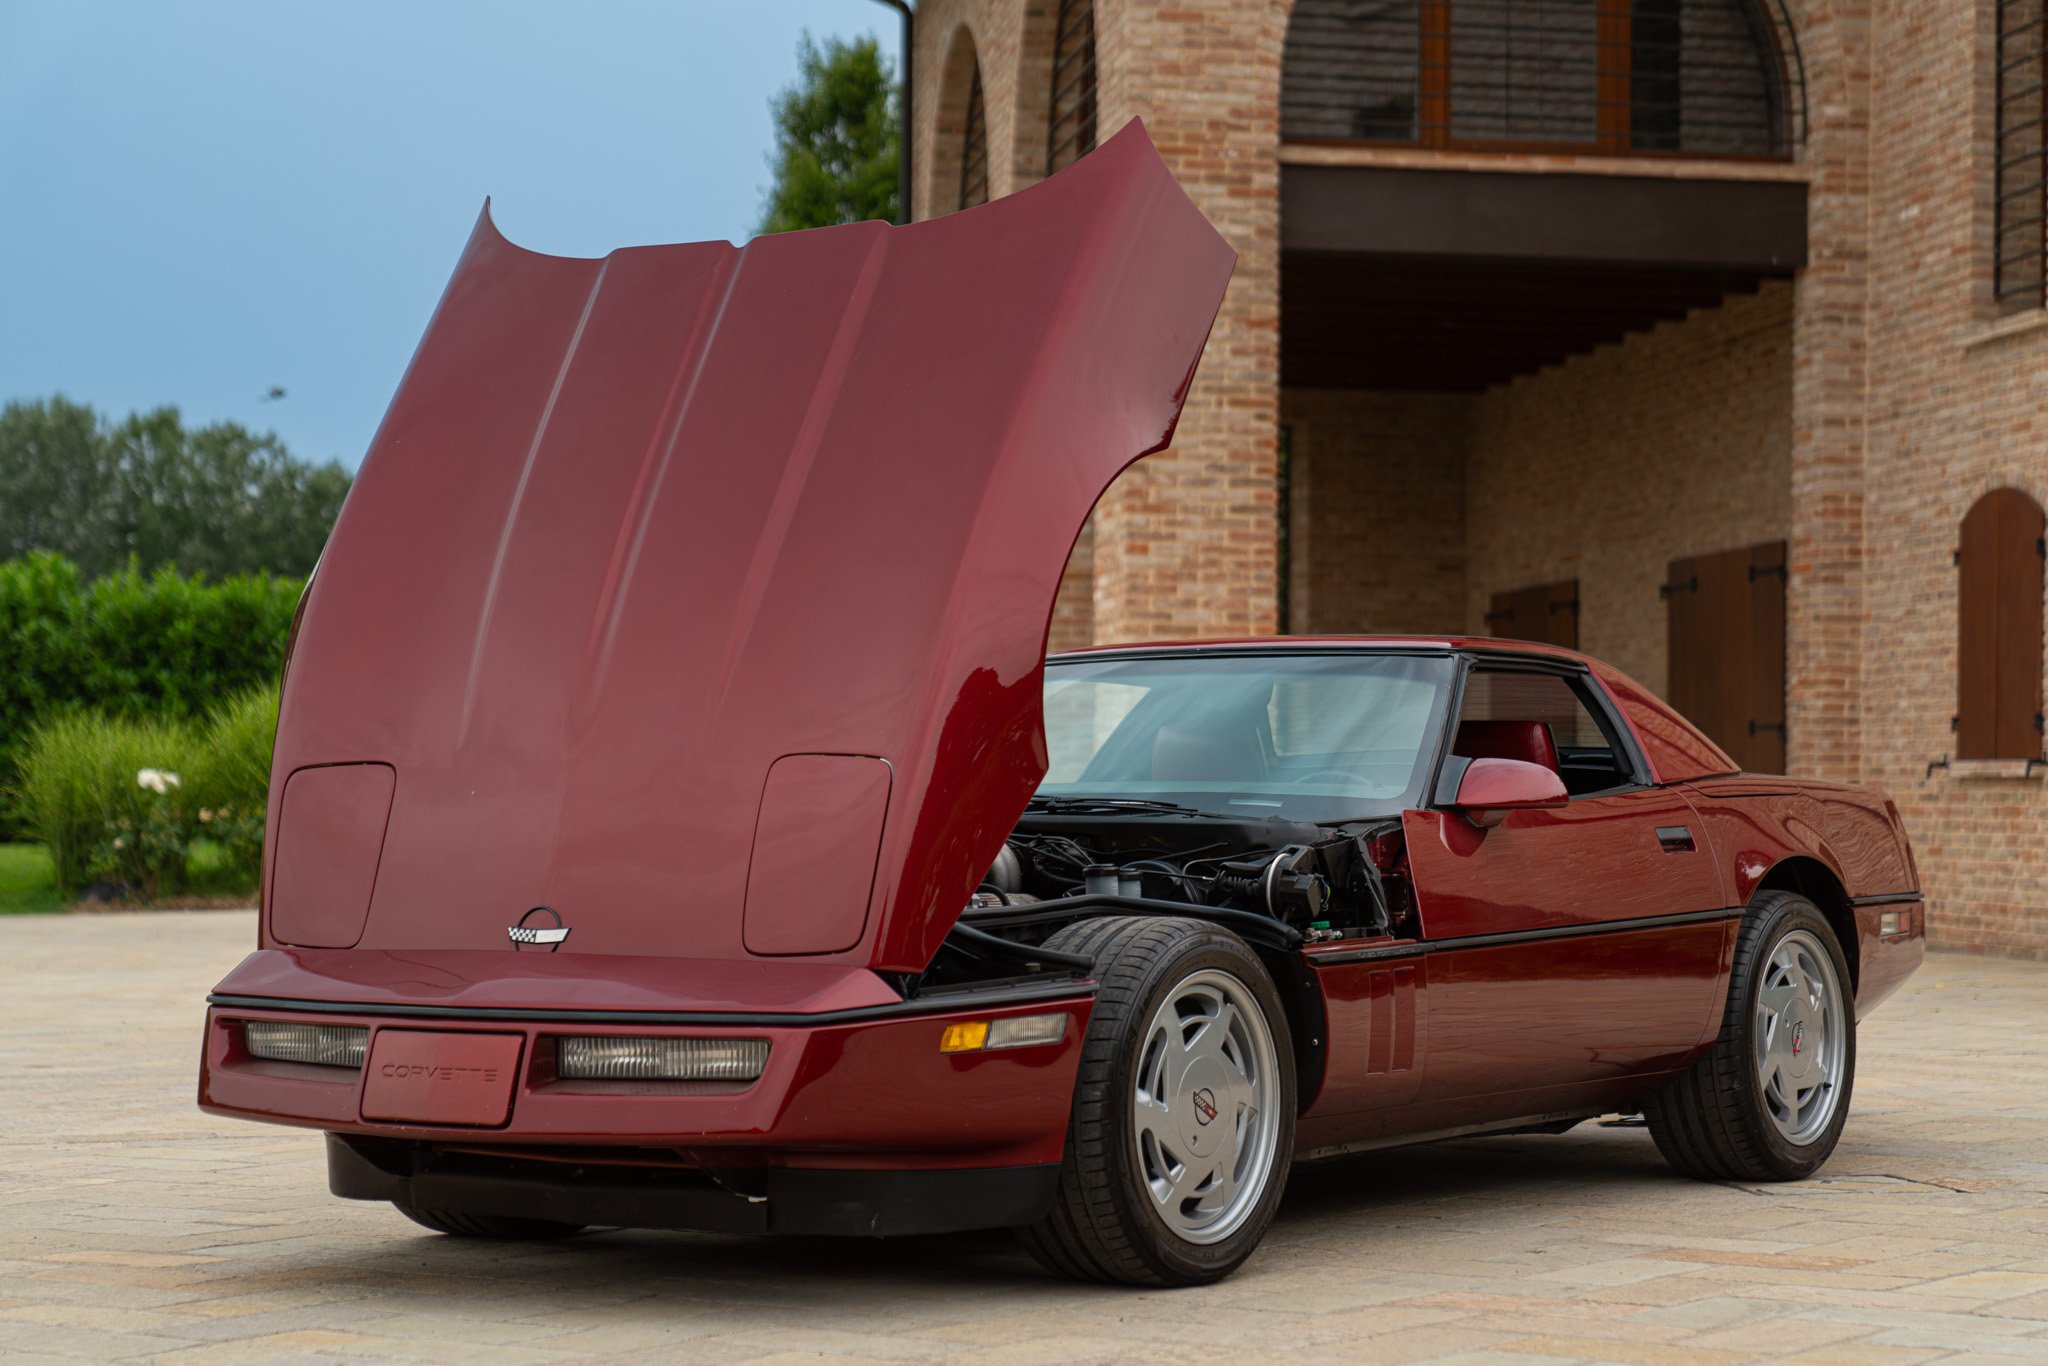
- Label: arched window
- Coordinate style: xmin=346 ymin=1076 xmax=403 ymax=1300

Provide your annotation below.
xmin=1957 ymin=488 xmax=2046 ymax=760
xmin=961 ymin=61 xmax=991 ymax=208
xmin=1047 ymin=0 xmax=1099 ymax=175
xmin=1281 ymin=0 xmax=1790 ymax=159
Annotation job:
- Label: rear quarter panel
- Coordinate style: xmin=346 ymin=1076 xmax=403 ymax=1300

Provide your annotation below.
xmin=1681 ymin=775 xmax=1923 ymax=1016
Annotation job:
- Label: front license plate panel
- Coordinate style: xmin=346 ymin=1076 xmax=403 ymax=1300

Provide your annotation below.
xmin=361 ymin=1030 xmax=524 ymax=1127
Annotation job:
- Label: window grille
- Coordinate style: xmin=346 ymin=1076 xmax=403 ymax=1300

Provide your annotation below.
xmin=1281 ymin=0 xmax=1789 ymax=159
xmin=960 ymin=62 xmax=991 ymax=209
xmin=1048 ymin=0 xmax=1100 ymax=175
xmin=1996 ymin=0 xmax=2048 ymax=312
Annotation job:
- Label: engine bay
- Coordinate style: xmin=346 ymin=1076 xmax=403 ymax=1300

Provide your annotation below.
xmin=919 ymin=799 xmax=1414 ymax=989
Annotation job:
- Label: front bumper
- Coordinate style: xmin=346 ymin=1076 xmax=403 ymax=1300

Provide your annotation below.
xmin=327 ymin=1134 xmax=1061 ymax=1237
xmin=199 ymin=977 xmax=1092 ymax=1233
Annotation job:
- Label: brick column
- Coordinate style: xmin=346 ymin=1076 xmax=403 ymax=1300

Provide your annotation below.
xmin=1784 ymin=0 xmax=1873 ymax=784
xmin=1087 ymin=0 xmax=1288 ymax=643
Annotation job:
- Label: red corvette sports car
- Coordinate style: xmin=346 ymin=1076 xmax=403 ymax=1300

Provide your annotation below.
xmin=198 ymin=125 xmax=1923 ymax=1285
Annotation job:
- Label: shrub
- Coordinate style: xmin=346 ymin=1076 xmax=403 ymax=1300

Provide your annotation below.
xmin=0 ymin=553 xmax=300 ymax=835
xmin=13 ymin=685 xmax=281 ymax=900
xmin=14 ymin=712 xmax=198 ymax=893
xmin=185 ymin=686 xmax=279 ymax=890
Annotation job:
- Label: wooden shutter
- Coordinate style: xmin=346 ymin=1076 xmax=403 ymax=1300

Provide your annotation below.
xmin=1485 ymin=579 xmax=1579 ymax=648
xmin=1665 ymin=541 xmax=1786 ymax=772
xmin=1957 ymin=489 xmax=2046 ymax=759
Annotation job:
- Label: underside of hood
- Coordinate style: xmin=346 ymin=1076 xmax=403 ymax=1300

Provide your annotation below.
xmin=264 ymin=122 xmax=1235 ymax=973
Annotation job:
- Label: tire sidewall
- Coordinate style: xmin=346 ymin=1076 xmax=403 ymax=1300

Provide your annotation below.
xmin=1096 ymin=929 xmax=1296 ymax=1283
xmin=1737 ymin=897 xmax=1857 ymax=1177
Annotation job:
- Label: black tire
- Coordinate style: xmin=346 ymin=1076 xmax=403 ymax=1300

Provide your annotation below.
xmin=1017 ymin=916 xmax=1296 ymax=1286
xmin=394 ymin=1204 xmax=585 ymax=1240
xmin=1644 ymin=891 xmax=1856 ymax=1182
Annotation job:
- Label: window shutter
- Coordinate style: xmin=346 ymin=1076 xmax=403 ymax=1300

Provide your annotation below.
xmin=1665 ymin=541 xmax=1785 ymax=772
xmin=1957 ymin=488 xmax=2046 ymax=759
xmin=1485 ymin=579 xmax=1578 ymax=648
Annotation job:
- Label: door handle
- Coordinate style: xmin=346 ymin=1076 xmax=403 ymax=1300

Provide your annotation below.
xmin=1655 ymin=826 xmax=1695 ymax=854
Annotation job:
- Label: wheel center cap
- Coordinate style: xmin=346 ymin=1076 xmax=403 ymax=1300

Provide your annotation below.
xmin=1180 ymin=1057 xmax=1231 ymax=1154
xmin=1783 ymin=1008 xmax=1818 ymax=1079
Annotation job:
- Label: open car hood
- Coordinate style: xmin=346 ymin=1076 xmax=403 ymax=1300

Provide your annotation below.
xmin=266 ymin=123 xmax=1234 ymax=973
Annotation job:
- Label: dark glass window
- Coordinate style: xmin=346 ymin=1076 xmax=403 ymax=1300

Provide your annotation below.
xmin=1996 ymin=0 xmax=2047 ymax=312
xmin=960 ymin=62 xmax=991 ymax=209
xmin=1047 ymin=0 xmax=1099 ymax=175
xmin=1281 ymin=0 xmax=1787 ymax=158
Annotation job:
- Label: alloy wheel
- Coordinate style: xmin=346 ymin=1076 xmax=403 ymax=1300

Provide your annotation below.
xmin=1754 ymin=927 xmax=1848 ymax=1144
xmin=1129 ymin=967 xmax=1283 ymax=1245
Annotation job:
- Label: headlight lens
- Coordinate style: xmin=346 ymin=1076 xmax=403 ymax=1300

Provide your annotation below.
xmin=242 ymin=1021 xmax=368 ymax=1068
xmin=555 ymin=1036 xmax=769 ymax=1082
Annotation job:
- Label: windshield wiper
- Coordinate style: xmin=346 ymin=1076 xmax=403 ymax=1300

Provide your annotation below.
xmin=1026 ymin=796 xmax=1221 ymax=818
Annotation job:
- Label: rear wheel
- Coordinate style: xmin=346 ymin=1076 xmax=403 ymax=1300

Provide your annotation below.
xmin=1018 ymin=916 xmax=1295 ymax=1286
xmin=394 ymin=1205 xmax=585 ymax=1240
xmin=1645 ymin=891 xmax=1855 ymax=1181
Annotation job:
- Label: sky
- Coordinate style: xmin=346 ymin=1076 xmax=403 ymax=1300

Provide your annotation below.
xmin=0 ymin=1 xmax=896 ymax=471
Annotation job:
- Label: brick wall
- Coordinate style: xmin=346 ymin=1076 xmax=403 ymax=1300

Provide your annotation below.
xmin=1086 ymin=0 xmax=1289 ymax=644
xmin=1463 ymin=284 xmax=1797 ymax=696
xmin=1280 ymin=389 xmax=1470 ymax=634
xmin=1856 ymin=0 xmax=2048 ymax=959
xmin=916 ymin=0 xmax=1285 ymax=648
xmin=913 ymin=0 xmax=2048 ymax=957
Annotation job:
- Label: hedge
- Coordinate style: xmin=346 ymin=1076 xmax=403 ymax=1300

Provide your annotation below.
xmin=0 ymin=553 xmax=301 ymax=833
xmin=15 ymin=687 xmax=277 ymax=896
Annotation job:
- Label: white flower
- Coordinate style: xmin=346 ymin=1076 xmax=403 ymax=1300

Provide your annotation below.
xmin=136 ymin=768 xmax=182 ymax=795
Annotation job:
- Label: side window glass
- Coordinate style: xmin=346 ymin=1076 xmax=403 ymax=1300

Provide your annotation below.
xmin=1453 ymin=669 xmax=1638 ymax=797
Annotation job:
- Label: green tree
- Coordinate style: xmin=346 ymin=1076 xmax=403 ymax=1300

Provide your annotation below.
xmin=758 ymin=34 xmax=900 ymax=234
xmin=0 ymin=396 xmax=350 ymax=579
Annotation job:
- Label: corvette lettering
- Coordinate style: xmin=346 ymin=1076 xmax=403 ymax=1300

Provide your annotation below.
xmin=378 ymin=1064 xmax=500 ymax=1083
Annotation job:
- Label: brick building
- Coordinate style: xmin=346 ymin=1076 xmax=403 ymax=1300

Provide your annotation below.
xmin=901 ymin=0 xmax=2048 ymax=959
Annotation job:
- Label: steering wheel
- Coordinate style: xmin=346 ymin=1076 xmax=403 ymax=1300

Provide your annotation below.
xmin=1293 ymin=768 xmax=1360 ymax=786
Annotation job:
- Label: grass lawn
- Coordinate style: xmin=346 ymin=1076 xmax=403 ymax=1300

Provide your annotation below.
xmin=0 ymin=843 xmax=65 ymax=915
xmin=0 ymin=840 xmax=256 ymax=913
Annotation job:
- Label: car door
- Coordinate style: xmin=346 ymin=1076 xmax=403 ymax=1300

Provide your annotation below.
xmin=1403 ymin=661 xmax=1734 ymax=1106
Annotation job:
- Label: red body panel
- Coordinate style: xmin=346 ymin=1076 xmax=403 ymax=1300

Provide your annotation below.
xmin=201 ymin=994 xmax=1091 ymax=1169
xmin=263 ymin=122 xmax=1232 ymax=975
xmin=210 ymin=946 xmax=902 ymax=1016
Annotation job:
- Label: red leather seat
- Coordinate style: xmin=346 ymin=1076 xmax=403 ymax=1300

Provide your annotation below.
xmin=1454 ymin=719 xmax=1559 ymax=773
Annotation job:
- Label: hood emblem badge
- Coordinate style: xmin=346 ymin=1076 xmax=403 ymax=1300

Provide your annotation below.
xmin=508 ymin=906 xmax=570 ymax=952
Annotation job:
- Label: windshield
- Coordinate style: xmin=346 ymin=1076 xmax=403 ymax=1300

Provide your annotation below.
xmin=1038 ymin=652 xmax=1455 ymax=821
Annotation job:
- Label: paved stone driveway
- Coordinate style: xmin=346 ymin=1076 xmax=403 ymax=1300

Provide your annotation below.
xmin=3 ymin=912 xmax=2046 ymax=1364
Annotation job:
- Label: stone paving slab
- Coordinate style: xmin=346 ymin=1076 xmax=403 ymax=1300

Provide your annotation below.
xmin=1 ymin=911 xmax=2044 ymax=1363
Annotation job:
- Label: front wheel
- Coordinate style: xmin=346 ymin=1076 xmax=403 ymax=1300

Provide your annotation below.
xmin=1645 ymin=891 xmax=1856 ymax=1181
xmin=1018 ymin=916 xmax=1296 ymax=1286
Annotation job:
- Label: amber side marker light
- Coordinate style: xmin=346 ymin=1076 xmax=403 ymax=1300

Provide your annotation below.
xmin=242 ymin=1021 xmax=368 ymax=1068
xmin=555 ymin=1037 xmax=769 ymax=1082
xmin=939 ymin=1013 xmax=1068 ymax=1054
